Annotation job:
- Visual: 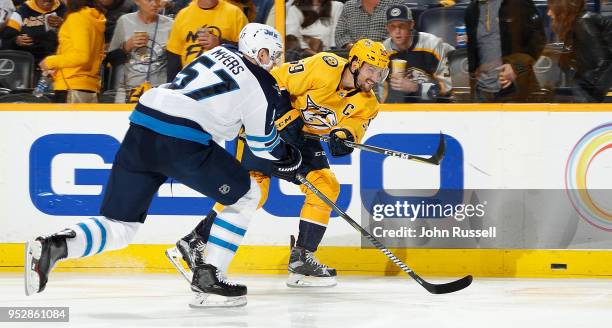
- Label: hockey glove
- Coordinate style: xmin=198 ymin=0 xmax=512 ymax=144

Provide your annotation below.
xmin=275 ymin=90 xmax=305 ymax=148
xmin=328 ymin=128 xmax=354 ymax=157
xmin=271 ymin=143 xmax=303 ymax=183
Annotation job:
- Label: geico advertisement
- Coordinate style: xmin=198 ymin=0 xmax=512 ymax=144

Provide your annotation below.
xmin=1 ymin=111 xmax=610 ymax=246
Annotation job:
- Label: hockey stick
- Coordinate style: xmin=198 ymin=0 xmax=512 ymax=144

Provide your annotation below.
xmin=296 ymin=174 xmax=472 ymax=294
xmin=304 ymin=132 xmax=446 ymax=165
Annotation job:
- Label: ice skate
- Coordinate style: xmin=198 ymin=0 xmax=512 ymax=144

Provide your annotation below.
xmin=189 ymin=292 xmax=247 ymax=308
xmin=165 ymin=246 xmax=193 ymax=283
xmin=24 ymin=229 xmax=73 ymax=296
xmin=189 ymin=263 xmax=247 ymax=308
xmin=166 ymin=230 xmax=206 ymax=283
xmin=286 ymin=236 xmax=337 ymax=288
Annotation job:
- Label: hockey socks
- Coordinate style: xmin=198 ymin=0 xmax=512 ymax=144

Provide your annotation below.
xmin=65 ymin=217 xmax=141 ymax=259
xmin=25 ymin=217 xmax=140 ymax=295
xmin=296 ymin=219 xmax=327 ymax=252
xmin=206 ymin=178 xmax=260 ymax=273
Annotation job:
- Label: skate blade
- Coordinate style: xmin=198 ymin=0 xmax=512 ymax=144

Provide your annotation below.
xmin=24 ymin=240 xmax=42 ymax=296
xmin=165 ymin=247 xmax=193 ymax=284
xmin=286 ymin=273 xmax=337 ymax=288
xmin=189 ymin=293 xmax=247 ymax=308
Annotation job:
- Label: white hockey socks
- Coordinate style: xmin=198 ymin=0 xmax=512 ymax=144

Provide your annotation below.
xmin=206 ymin=178 xmax=260 ymax=273
xmin=65 ymin=217 xmax=141 ymax=259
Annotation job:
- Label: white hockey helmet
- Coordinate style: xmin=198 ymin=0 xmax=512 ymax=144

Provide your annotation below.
xmin=238 ymin=23 xmax=283 ymax=71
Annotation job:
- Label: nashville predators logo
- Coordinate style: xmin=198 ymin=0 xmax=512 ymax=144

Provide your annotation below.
xmin=322 ymin=55 xmax=338 ymax=67
xmin=300 ymin=95 xmax=337 ymax=130
xmin=406 ymin=67 xmax=435 ymax=85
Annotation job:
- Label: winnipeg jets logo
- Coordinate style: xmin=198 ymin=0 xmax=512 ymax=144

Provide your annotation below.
xmin=300 ymin=95 xmax=337 ymax=130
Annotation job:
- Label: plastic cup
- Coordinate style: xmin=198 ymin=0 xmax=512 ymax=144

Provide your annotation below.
xmin=391 ymin=59 xmax=407 ymax=74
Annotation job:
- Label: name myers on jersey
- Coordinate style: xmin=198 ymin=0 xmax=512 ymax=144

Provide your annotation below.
xmin=208 ymin=47 xmax=245 ymax=75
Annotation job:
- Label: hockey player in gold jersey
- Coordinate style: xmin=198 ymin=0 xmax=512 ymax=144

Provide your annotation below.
xmin=168 ymin=39 xmax=391 ymax=287
xmin=270 ymin=39 xmax=390 ymax=287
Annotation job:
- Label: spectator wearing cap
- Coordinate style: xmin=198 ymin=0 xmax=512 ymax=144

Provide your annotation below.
xmin=465 ymin=0 xmax=546 ymax=102
xmin=382 ymin=4 xmax=453 ymax=103
xmin=334 ymin=0 xmax=394 ymax=49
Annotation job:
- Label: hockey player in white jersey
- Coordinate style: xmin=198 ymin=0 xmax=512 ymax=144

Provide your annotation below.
xmin=24 ymin=23 xmax=301 ymax=308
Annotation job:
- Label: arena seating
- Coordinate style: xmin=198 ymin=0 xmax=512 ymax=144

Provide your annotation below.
xmin=0 ymin=50 xmax=35 ymax=90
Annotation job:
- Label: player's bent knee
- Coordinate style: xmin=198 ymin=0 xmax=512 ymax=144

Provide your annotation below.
xmin=230 ymin=177 xmax=261 ymax=212
xmin=214 ymin=166 xmax=252 ymax=206
xmin=301 ymin=191 xmax=334 ymax=226
xmin=298 ymin=169 xmax=340 ymax=226
xmin=304 ymin=169 xmax=340 ymax=201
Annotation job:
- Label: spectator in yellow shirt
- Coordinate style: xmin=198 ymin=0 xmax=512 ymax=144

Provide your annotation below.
xmin=39 ymin=0 xmax=106 ymax=103
xmin=165 ymin=0 xmax=248 ymax=81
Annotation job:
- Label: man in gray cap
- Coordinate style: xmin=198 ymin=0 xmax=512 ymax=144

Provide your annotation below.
xmin=382 ymin=4 xmax=454 ymax=103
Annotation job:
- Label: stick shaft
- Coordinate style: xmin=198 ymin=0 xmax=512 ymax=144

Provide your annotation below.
xmin=303 ymin=133 xmax=439 ymax=164
xmin=295 ymin=173 xmax=472 ymax=294
xmin=296 ymin=174 xmax=414 ymax=276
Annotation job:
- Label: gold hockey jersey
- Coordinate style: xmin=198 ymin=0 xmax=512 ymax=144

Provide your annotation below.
xmin=271 ymin=52 xmax=379 ymax=143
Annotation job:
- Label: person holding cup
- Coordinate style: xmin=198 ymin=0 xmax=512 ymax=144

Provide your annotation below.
xmin=195 ymin=26 xmax=218 ymax=51
xmin=165 ymin=0 xmax=248 ymax=81
xmin=382 ymin=4 xmax=454 ymax=103
xmin=125 ymin=31 xmax=150 ymax=53
xmin=106 ymin=0 xmax=174 ymax=101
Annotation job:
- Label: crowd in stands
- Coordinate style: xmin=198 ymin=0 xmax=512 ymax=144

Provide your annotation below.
xmin=0 ymin=0 xmax=609 ymax=103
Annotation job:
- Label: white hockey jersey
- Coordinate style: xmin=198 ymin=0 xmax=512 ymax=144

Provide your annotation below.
xmin=133 ymin=45 xmax=285 ymax=161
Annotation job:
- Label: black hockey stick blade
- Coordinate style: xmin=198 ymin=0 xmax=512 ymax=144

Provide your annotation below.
xmin=416 ymin=273 xmax=473 ymax=294
xmin=296 ymin=174 xmax=473 ymax=295
xmin=406 ymin=132 xmax=446 ymax=165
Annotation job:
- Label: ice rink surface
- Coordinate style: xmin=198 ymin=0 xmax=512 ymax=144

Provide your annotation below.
xmin=1 ymin=272 xmax=610 ymax=328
